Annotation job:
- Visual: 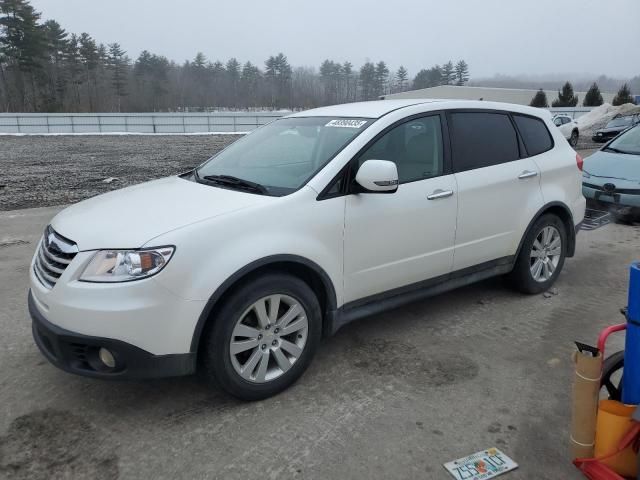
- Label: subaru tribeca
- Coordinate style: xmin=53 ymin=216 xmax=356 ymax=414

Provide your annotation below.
xmin=29 ymin=100 xmax=586 ymax=400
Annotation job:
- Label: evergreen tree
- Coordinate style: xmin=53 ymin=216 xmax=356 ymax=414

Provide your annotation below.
xmin=583 ymin=82 xmax=603 ymax=107
xmin=551 ymin=81 xmax=578 ymax=107
xmin=454 ymin=60 xmax=469 ymax=85
xmin=107 ymin=42 xmax=128 ymax=111
xmin=358 ymin=61 xmax=376 ymax=100
xmin=373 ymin=60 xmax=389 ymax=97
xmin=394 ymin=65 xmax=408 ymax=92
xmin=441 ymin=61 xmax=455 ymax=85
xmin=412 ymin=66 xmax=442 ymax=89
xmin=240 ymin=61 xmax=260 ymax=107
xmin=342 ymin=61 xmax=354 ymax=102
xmin=529 ymin=89 xmax=548 ymax=108
xmin=612 ymin=83 xmax=634 ymax=106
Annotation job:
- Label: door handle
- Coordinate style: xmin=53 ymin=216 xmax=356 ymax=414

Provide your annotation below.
xmin=427 ymin=189 xmax=454 ymax=200
xmin=518 ymin=170 xmax=538 ymax=179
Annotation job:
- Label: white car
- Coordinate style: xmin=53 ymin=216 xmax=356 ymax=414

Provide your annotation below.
xmin=553 ymin=114 xmax=579 ymax=147
xmin=29 ymin=100 xmax=586 ymax=400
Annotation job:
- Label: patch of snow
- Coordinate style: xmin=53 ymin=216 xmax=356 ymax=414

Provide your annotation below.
xmin=576 ymin=103 xmax=640 ymax=134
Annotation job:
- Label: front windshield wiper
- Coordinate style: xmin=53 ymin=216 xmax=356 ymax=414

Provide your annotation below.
xmin=603 ymin=146 xmax=636 ymax=155
xmin=199 ymin=173 xmax=268 ymax=195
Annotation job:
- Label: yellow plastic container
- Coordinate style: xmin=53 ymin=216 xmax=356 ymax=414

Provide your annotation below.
xmin=594 ymin=399 xmax=637 ymax=478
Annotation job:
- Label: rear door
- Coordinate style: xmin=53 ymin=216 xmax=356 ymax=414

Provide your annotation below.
xmin=448 ymin=111 xmax=544 ymax=271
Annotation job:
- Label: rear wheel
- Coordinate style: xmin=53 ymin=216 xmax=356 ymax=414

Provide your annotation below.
xmin=569 ymin=129 xmax=579 ymax=147
xmin=510 ymin=214 xmax=567 ymax=294
xmin=201 ymin=273 xmax=322 ymax=401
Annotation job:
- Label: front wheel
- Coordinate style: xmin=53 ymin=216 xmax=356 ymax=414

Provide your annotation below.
xmin=201 ymin=273 xmax=322 ymax=401
xmin=509 ymin=214 xmax=567 ymax=294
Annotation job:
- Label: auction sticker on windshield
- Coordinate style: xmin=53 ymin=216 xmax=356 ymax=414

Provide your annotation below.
xmin=325 ymin=119 xmax=368 ymax=128
xmin=443 ymin=448 xmax=517 ymax=480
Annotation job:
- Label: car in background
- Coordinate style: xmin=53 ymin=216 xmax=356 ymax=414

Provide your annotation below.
xmin=553 ymin=114 xmax=579 ymax=147
xmin=592 ymin=114 xmax=640 ymax=143
xmin=583 ymin=124 xmax=640 ymax=221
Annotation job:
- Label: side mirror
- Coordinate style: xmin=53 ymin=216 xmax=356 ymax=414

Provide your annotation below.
xmin=355 ymin=160 xmax=399 ymax=193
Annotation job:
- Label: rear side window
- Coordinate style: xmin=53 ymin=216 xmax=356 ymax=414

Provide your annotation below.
xmin=448 ymin=112 xmax=520 ymax=172
xmin=513 ymin=115 xmax=554 ymax=157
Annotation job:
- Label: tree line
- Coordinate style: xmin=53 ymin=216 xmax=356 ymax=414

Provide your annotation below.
xmin=0 ymin=0 xmax=470 ymax=112
xmin=529 ymin=82 xmax=635 ymax=108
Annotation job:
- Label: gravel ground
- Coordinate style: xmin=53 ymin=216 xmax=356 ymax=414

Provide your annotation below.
xmin=0 ymin=135 xmax=240 ymax=211
xmin=1 ymin=134 xmax=597 ymax=212
xmin=1 ymin=206 xmax=637 ymax=479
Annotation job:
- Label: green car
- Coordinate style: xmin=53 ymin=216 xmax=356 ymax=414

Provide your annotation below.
xmin=582 ymin=124 xmax=640 ymax=220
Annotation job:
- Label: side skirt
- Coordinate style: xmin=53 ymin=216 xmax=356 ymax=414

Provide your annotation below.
xmin=328 ymin=256 xmax=514 ymax=335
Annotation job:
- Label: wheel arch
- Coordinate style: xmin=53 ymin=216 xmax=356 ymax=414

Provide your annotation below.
xmin=190 ymin=255 xmax=338 ymax=355
xmin=515 ymin=201 xmax=577 ymax=260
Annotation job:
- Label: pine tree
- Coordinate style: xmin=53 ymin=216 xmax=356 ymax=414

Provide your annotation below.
xmin=583 ymin=83 xmax=603 ymax=107
xmin=358 ymin=61 xmax=376 ymax=100
xmin=454 ymin=60 xmax=469 ymax=86
xmin=412 ymin=66 xmax=442 ymax=89
xmin=612 ymin=83 xmax=634 ymax=106
xmin=441 ymin=61 xmax=455 ymax=85
xmin=107 ymin=42 xmax=128 ymax=111
xmin=374 ymin=61 xmax=389 ymax=97
xmin=394 ymin=65 xmax=408 ymax=92
xmin=529 ymin=89 xmax=548 ymax=108
xmin=551 ymin=81 xmax=578 ymax=107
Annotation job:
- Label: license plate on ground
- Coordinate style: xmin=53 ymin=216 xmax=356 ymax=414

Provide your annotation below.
xmin=443 ymin=448 xmax=518 ymax=480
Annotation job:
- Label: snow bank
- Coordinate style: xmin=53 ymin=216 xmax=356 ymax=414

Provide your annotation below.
xmin=577 ymin=103 xmax=640 ymax=133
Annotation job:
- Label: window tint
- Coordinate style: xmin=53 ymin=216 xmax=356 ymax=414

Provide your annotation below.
xmin=358 ymin=115 xmax=443 ymax=183
xmin=513 ymin=114 xmax=554 ymax=156
xmin=449 ymin=112 xmax=520 ymax=172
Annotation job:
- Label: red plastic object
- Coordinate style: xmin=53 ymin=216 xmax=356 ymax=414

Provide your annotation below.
xmin=573 ymin=459 xmax=625 ymax=480
xmin=597 ymin=323 xmax=627 ymax=358
xmin=576 ymin=153 xmax=584 ymax=171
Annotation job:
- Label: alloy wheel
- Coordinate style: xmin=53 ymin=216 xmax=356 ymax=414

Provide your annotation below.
xmin=530 ymin=225 xmax=562 ymax=282
xmin=229 ymin=294 xmax=308 ymax=383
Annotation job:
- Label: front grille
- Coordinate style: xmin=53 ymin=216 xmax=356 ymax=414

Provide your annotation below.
xmin=583 ymin=182 xmax=640 ymax=195
xmin=33 ymin=226 xmax=78 ymax=289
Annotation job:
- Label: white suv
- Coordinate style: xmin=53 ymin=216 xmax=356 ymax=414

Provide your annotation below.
xmin=29 ymin=100 xmax=586 ymax=400
xmin=553 ymin=114 xmax=579 ymax=147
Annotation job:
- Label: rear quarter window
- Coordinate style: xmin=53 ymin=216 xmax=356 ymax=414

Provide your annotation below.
xmin=513 ymin=114 xmax=554 ymax=157
xmin=448 ymin=112 xmax=520 ymax=172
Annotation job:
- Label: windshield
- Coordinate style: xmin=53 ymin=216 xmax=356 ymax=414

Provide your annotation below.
xmin=196 ymin=117 xmax=373 ymax=196
xmin=607 ymin=125 xmax=640 ymax=155
xmin=607 ymin=117 xmax=633 ymax=128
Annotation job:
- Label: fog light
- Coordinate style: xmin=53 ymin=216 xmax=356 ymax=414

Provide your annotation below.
xmin=98 ymin=348 xmax=116 ymax=368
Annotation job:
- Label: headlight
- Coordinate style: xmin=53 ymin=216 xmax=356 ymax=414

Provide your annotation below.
xmin=79 ymin=247 xmax=175 ymax=283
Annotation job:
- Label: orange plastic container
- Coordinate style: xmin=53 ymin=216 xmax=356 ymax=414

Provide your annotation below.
xmin=594 ymin=400 xmax=637 ymax=478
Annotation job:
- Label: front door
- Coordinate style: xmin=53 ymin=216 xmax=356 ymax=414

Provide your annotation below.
xmin=343 ymin=114 xmax=458 ymax=304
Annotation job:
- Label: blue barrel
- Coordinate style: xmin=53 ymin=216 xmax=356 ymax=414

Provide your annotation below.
xmin=623 ymin=262 xmax=640 ymax=404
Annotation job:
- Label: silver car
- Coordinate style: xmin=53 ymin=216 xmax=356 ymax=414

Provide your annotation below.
xmin=583 ymin=124 xmax=640 ymax=220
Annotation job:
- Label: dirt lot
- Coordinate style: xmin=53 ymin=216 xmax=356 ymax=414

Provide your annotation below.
xmin=0 ymin=135 xmax=239 ymax=211
xmin=0 ymin=135 xmax=636 ymax=479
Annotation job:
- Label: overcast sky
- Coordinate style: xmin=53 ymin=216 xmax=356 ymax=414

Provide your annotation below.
xmin=30 ymin=0 xmax=640 ymax=79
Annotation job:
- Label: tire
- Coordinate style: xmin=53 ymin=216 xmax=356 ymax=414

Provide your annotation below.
xmin=509 ymin=214 xmax=567 ymax=294
xmin=601 ymin=350 xmax=624 ymax=401
xmin=569 ymin=129 xmax=579 ymax=147
xmin=201 ymin=273 xmax=322 ymax=401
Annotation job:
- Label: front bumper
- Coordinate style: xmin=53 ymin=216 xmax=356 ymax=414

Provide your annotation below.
xmin=29 ymin=290 xmax=196 ymax=379
xmin=582 ymin=184 xmax=640 ymax=210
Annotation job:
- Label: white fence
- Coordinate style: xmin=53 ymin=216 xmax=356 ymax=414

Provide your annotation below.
xmin=547 ymin=107 xmax=593 ymax=119
xmin=0 ymin=112 xmax=284 ymax=134
xmin=0 ymin=106 xmax=596 ymax=134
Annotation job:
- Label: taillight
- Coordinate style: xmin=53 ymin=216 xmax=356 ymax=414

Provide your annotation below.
xmin=576 ymin=153 xmax=583 ymax=171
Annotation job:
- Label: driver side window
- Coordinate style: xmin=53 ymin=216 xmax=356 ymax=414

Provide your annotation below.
xmin=358 ymin=115 xmax=443 ymax=184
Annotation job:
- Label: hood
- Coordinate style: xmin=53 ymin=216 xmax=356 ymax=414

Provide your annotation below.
xmin=51 ymin=176 xmax=272 ymax=250
xmin=583 ymin=150 xmax=640 ymax=182
xmin=598 ymin=125 xmax=628 ymax=134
